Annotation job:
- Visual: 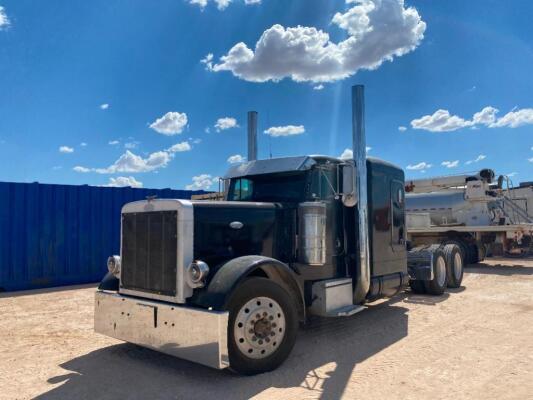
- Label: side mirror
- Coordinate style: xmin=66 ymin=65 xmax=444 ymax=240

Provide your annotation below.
xmin=341 ymin=162 xmax=357 ymax=207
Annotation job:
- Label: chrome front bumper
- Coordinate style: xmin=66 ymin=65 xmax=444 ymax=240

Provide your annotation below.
xmin=94 ymin=291 xmax=229 ymax=369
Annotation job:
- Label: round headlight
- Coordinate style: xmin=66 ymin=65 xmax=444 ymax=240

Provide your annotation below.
xmin=107 ymin=255 xmax=121 ymax=277
xmin=186 ymin=261 xmax=210 ymax=288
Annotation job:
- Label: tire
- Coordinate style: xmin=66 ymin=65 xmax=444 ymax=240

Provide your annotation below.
xmin=443 ymin=244 xmax=464 ymax=288
xmin=465 ymin=243 xmax=481 ymax=264
xmin=409 ymin=279 xmax=426 ymax=294
xmin=225 ymin=277 xmax=298 ymax=375
xmin=442 ymin=240 xmax=467 ymax=262
xmin=424 ymin=247 xmax=448 ymax=295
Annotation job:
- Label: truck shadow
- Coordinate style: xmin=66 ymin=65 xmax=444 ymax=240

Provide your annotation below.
xmin=466 ymin=262 xmax=533 ymax=276
xmin=401 ymin=292 xmax=450 ymax=305
xmin=36 ymin=301 xmax=408 ymax=400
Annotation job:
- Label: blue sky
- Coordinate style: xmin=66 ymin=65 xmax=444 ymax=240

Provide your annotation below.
xmin=0 ymin=0 xmax=532 ymax=190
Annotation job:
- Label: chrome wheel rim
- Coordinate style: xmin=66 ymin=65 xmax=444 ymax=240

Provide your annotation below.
xmin=436 ymin=256 xmax=446 ymax=287
xmin=233 ymin=296 xmax=286 ymax=359
xmin=453 ymin=252 xmax=463 ymax=281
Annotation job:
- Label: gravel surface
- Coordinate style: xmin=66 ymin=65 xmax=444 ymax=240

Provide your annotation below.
xmin=1 ymin=258 xmax=532 ymax=400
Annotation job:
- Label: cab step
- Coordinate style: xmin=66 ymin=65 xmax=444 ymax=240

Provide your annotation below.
xmin=323 ymin=304 xmax=367 ymax=317
xmin=309 ymin=278 xmax=366 ymax=317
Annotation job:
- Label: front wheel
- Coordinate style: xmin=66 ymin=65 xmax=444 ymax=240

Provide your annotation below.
xmin=226 ymin=277 xmax=298 ymax=375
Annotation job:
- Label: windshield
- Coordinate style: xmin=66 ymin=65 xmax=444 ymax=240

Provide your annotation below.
xmin=228 ymin=173 xmax=307 ymax=202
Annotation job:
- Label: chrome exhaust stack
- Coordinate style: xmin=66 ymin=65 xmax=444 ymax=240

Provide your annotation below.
xmin=247 ymin=111 xmax=258 ymax=162
xmin=351 ymin=85 xmax=371 ymax=304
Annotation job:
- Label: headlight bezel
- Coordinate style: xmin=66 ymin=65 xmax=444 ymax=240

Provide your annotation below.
xmin=186 ymin=260 xmax=210 ymax=288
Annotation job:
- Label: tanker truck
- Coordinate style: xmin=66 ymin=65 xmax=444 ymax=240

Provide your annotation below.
xmin=94 ymin=86 xmax=466 ymax=375
xmin=405 ymin=171 xmax=533 ymax=260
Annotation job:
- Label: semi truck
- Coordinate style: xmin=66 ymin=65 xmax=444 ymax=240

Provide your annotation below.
xmin=405 ymin=171 xmax=533 ymax=260
xmin=94 ymin=86 xmax=465 ymax=375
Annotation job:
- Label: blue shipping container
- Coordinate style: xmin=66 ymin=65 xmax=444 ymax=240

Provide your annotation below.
xmin=0 ymin=181 xmax=205 ymax=292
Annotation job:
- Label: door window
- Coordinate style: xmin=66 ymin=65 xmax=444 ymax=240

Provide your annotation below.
xmin=391 ymin=180 xmax=405 ymax=250
xmin=231 ymin=179 xmax=253 ymax=201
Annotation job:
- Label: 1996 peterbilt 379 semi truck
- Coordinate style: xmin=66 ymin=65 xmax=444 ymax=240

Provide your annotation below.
xmin=94 ymin=86 xmax=464 ymax=375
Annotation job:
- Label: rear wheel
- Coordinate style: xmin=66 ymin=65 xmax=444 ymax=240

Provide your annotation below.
xmin=226 ymin=277 xmax=298 ymax=375
xmin=443 ymin=244 xmax=464 ymax=288
xmin=424 ymin=248 xmax=448 ymax=295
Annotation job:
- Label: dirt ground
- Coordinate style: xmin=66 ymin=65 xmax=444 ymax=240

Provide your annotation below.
xmin=0 ymin=258 xmax=532 ymax=400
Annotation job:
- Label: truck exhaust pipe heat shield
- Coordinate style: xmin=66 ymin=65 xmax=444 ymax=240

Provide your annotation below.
xmin=352 ymin=85 xmax=371 ymax=304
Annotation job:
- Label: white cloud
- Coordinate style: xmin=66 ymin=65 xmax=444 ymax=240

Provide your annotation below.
xmin=168 ymin=141 xmax=192 ymax=153
xmin=490 ymin=108 xmax=533 ymax=128
xmin=109 ymin=140 xmax=119 ymax=145
xmin=215 ymin=0 xmax=231 ymax=10
xmin=264 ymin=125 xmax=305 ymax=137
xmin=441 ymin=160 xmax=459 ymax=168
xmin=100 ymin=103 xmax=109 ymax=110
xmin=0 ymin=6 xmax=10 ymax=29
xmin=189 ymin=0 xmax=229 ymax=10
xmin=189 ymin=0 xmax=260 ymax=10
xmin=340 ymin=149 xmax=352 ymax=160
xmin=313 ymin=84 xmax=325 ymax=91
xmin=411 ymin=109 xmax=472 ymax=132
xmin=406 ymin=162 xmax=432 ymax=171
xmin=411 ymin=106 xmax=533 ymax=132
xmin=150 ymin=112 xmax=188 ymax=135
xmin=96 ymin=151 xmax=172 ymax=173
xmin=472 ymin=106 xmax=498 ymax=125
xmin=227 ymin=154 xmax=245 ymax=164
xmin=339 ymin=147 xmax=371 ymax=160
xmin=186 ymin=174 xmax=218 ymax=190
xmin=398 ymin=126 xmax=407 ymax=132
xmin=73 ymin=151 xmax=170 ymax=174
xmin=506 ymin=172 xmax=518 ymax=177
xmin=124 ymin=141 xmax=139 ymax=149
xmin=105 ymin=176 xmax=143 ymax=188
xmin=189 ymin=0 xmax=208 ymax=8
xmin=465 ymin=154 xmax=486 ymax=165
xmin=59 ymin=146 xmax=74 ymax=153
xmin=74 ymin=141 xmax=191 ymax=174
xmin=206 ymin=0 xmax=425 ymax=83
xmin=73 ymin=166 xmax=90 ymax=173
xmin=80 ymin=142 xmax=88 ymax=147
xmin=200 ymin=53 xmax=214 ymax=70
xmin=215 ymin=117 xmax=239 ymax=132
xmin=528 ymin=157 xmax=533 ymax=163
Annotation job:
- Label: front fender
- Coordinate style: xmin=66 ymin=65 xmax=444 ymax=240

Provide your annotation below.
xmin=194 ymin=256 xmax=305 ymax=322
xmin=97 ymin=272 xmax=119 ymax=291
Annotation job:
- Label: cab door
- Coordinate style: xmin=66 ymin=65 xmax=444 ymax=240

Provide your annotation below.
xmin=368 ymin=169 xmax=407 ymax=277
xmin=391 ymin=180 xmax=406 ymax=252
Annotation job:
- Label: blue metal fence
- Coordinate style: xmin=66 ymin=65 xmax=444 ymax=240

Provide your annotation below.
xmin=0 ymin=181 xmax=205 ymax=292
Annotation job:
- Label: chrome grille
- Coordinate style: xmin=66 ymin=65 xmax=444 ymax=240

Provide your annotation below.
xmin=121 ymin=211 xmax=178 ymax=296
